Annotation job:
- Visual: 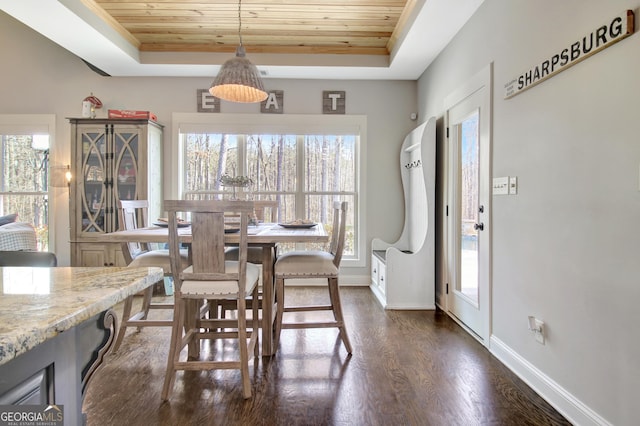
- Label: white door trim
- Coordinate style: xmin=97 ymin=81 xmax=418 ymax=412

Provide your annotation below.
xmin=443 ymin=63 xmax=493 ymax=346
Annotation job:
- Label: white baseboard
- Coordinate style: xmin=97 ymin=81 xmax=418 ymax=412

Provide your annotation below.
xmin=385 ymin=303 xmax=436 ymax=310
xmin=490 ymin=336 xmax=611 ymax=426
xmin=369 ymin=284 xmax=386 ymax=308
xmin=338 ymin=274 xmax=370 ymax=286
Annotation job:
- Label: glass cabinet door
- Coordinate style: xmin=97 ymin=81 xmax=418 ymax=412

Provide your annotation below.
xmin=77 ymin=124 xmax=143 ymax=235
xmin=81 ymin=128 xmax=107 ymax=233
xmin=113 ymin=128 xmax=139 ymax=202
xmin=112 ymin=127 xmax=140 ymax=233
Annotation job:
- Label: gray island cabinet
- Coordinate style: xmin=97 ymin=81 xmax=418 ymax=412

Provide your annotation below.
xmin=0 ymin=266 xmax=163 ymax=425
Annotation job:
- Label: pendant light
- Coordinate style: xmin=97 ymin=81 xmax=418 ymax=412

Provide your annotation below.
xmin=209 ymin=0 xmax=268 ymax=103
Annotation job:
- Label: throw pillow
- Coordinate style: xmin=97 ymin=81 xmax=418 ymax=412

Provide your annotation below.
xmin=0 ymin=213 xmax=18 ymax=227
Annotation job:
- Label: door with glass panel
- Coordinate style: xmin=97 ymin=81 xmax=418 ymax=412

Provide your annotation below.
xmin=445 ymin=65 xmax=491 ymax=343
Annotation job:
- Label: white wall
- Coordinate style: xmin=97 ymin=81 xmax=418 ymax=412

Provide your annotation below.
xmin=418 ymin=1 xmax=640 ymax=425
xmin=0 ymin=11 xmax=418 ymax=273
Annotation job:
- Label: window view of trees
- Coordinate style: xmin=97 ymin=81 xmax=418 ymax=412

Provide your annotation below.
xmin=182 ymin=132 xmax=357 ymax=257
xmin=184 ymin=133 xmax=239 ymax=194
xmin=460 ymin=111 xmax=479 ymax=250
xmin=0 ymin=134 xmax=49 ymax=249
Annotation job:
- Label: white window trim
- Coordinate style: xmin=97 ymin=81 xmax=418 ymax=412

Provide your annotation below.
xmin=171 ymin=113 xmax=367 ymax=267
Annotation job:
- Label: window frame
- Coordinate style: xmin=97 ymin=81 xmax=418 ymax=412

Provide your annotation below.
xmin=172 ymin=113 xmax=366 ymax=267
xmin=0 ymin=114 xmax=56 ymax=251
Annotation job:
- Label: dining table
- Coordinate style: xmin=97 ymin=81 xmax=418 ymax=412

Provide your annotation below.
xmin=104 ymin=221 xmax=329 ymax=356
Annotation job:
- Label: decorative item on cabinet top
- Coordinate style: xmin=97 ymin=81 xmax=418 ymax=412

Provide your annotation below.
xmin=108 ymin=109 xmax=158 ymax=121
xmin=82 ymin=93 xmax=102 ymax=118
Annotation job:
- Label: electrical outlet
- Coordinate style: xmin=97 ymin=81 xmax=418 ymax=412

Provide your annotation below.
xmin=528 ymin=316 xmax=545 ymax=345
xmin=509 ymin=176 xmax=518 ymax=195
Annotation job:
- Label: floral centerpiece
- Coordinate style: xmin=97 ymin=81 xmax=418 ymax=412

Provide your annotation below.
xmin=219 ymin=174 xmax=253 ymax=187
xmin=219 ymin=174 xmax=253 ymax=200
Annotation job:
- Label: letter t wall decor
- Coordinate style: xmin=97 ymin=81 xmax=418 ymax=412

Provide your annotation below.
xmin=323 ymin=91 xmax=346 ymax=114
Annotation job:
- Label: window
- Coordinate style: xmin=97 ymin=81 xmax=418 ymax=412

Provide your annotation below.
xmin=175 ymin=113 xmax=365 ymax=264
xmin=0 ymin=115 xmax=55 ymax=250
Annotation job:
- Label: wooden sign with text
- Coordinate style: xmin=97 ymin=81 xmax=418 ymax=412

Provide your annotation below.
xmin=196 ymin=89 xmax=349 ymax=114
xmin=197 ymin=89 xmax=220 ymax=113
xmin=261 ymin=90 xmax=284 ymax=114
xmin=323 ymin=91 xmax=346 ymax=114
xmin=504 ymin=10 xmax=634 ymax=99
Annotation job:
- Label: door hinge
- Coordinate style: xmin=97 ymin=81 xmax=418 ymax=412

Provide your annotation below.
xmin=446 ymin=127 xmax=449 ymax=138
xmin=446 ymin=283 xmax=449 ymax=294
xmin=446 ymin=205 xmax=449 ymax=216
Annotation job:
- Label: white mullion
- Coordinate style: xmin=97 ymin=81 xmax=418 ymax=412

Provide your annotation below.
xmin=238 ymin=133 xmax=247 ymax=176
xmin=178 ymin=132 xmax=186 ymax=199
xmin=295 ymin=135 xmax=305 ymax=220
xmin=294 ymin=134 xmax=306 ymax=249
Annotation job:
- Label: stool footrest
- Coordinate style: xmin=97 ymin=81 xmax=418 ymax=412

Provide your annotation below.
xmin=283 ymin=305 xmax=332 ymax=313
xmin=124 ymin=319 xmax=173 ymax=327
xmin=281 ymin=321 xmax=341 ymax=329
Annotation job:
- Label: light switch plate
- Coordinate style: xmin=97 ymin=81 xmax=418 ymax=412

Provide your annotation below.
xmin=493 ymin=177 xmax=509 ymax=195
xmin=509 ymin=176 xmax=518 ymax=194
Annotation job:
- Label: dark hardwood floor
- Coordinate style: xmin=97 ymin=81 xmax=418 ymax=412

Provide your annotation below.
xmin=84 ymin=287 xmax=570 ymax=426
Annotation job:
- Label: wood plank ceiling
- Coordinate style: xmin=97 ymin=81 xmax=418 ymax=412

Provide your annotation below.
xmin=90 ymin=0 xmax=413 ymax=56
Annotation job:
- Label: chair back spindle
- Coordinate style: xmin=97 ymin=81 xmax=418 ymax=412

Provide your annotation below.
xmin=329 ymin=201 xmax=347 ymax=267
xmin=119 ymin=199 xmax=151 ymax=263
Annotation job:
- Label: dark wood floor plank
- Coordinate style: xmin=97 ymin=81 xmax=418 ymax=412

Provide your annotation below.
xmin=84 ymin=287 xmax=570 ymax=426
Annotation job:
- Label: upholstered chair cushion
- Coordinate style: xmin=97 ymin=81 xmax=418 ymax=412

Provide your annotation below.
xmin=274 ymin=251 xmax=338 ymax=277
xmin=129 ymin=248 xmax=189 ymax=274
xmin=180 ymin=261 xmax=260 ymax=296
xmin=224 ymin=246 xmax=264 ymax=264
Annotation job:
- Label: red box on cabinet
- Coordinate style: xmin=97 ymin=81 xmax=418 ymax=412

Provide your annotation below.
xmin=108 ymin=109 xmax=157 ymax=122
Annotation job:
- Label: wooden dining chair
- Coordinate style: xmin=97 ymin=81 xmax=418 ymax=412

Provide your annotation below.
xmin=224 ymin=199 xmax=279 ymax=263
xmin=218 ymin=199 xmax=280 ymax=320
xmin=253 ymin=199 xmax=279 ymax=223
xmin=273 ymin=201 xmax=352 ymax=354
xmin=161 ymin=199 xmax=260 ymax=400
xmin=113 ymin=199 xmax=189 ymax=352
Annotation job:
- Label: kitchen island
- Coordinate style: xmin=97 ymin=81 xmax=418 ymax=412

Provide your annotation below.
xmin=0 ymin=266 xmax=163 ymax=425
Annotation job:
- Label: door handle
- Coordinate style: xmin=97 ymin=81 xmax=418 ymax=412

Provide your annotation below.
xmin=474 ymin=222 xmax=484 ymax=231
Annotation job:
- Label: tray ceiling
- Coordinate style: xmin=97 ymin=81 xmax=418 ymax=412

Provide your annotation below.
xmin=0 ymin=0 xmax=484 ymax=79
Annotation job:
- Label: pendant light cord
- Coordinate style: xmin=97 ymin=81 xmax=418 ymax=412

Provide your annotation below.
xmin=238 ymin=0 xmax=243 ymax=47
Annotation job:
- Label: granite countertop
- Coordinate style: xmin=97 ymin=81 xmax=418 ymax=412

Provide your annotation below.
xmin=0 ymin=266 xmax=163 ymax=367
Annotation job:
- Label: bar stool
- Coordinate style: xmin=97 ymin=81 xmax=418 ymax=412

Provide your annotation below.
xmin=273 ymin=201 xmax=352 ymax=354
xmin=112 ymin=200 xmax=189 ymax=352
